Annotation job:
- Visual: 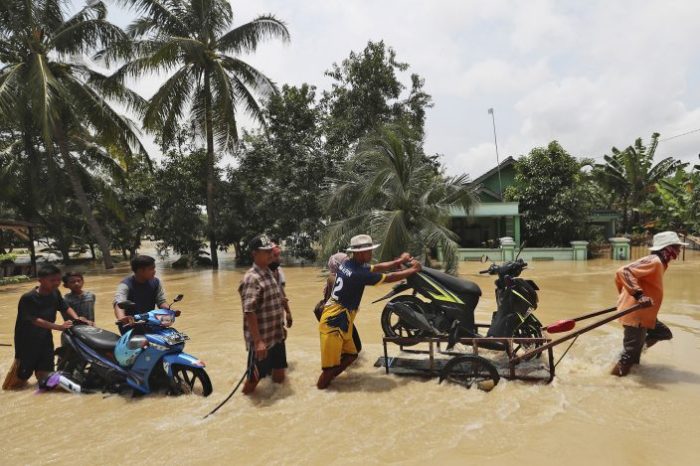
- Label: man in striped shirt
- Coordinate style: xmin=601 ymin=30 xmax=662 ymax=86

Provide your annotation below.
xmin=239 ymin=234 xmax=287 ymax=394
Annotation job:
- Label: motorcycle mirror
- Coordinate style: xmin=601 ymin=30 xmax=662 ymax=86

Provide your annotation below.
xmin=480 ymin=255 xmax=489 ymax=263
xmin=173 ymin=294 xmax=184 ymax=303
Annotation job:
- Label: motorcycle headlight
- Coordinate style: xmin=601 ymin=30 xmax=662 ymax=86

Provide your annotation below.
xmin=157 ymin=314 xmax=175 ymax=327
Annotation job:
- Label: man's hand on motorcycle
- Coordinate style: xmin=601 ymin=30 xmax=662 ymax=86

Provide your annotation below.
xmin=410 ymin=259 xmax=422 ymax=272
xmin=117 ymin=316 xmax=136 ymax=326
xmin=254 ymin=340 xmax=268 ymax=360
xmin=59 ymin=321 xmax=73 ymax=330
xmin=398 ymin=252 xmax=413 ymax=264
xmin=76 ymin=316 xmax=94 ymax=326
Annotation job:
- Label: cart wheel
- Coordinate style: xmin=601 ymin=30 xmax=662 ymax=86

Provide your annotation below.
xmin=512 ymin=315 xmax=543 ymax=361
xmin=380 ymin=295 xmax=430 ymax=346
xmin=439 ymin=355 xmax=500 ymax=392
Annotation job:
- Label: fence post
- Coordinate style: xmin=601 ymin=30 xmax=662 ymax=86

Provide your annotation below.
xmin=609 ymin=237 xmax=631 ymax=260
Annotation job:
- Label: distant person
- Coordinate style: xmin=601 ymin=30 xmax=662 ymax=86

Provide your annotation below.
xmin=113 ymin=255 xmax=168 ymax=334
xmin=270 ymin=242 xmax=293 ymax=329
xmin=3 ymin=265 xmax=92 ymax=390
xmin=610 ymin=231 xmax=685 ymax=376
xmin=62 ymin=272 xmax=96 ymax=322
xmin=239 ymin=235 xmax=288 ymax=394
xmin=317 ymin=234 xmax=421 ymax=389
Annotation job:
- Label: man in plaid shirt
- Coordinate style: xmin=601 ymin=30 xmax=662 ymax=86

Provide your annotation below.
xmin=239 ymin=234 xmax=288 ymax=394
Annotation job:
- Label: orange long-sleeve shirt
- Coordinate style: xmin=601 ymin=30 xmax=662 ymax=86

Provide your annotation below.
xmin=615 ymin=254 xmax=667 ymax=328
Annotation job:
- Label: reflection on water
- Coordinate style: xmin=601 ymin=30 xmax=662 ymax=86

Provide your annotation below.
xmin=1 ymin=252 xmax=698 ymax=465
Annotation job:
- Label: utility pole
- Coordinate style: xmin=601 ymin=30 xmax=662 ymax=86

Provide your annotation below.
xmin=488 ymin=108 xmax=503 ymax=202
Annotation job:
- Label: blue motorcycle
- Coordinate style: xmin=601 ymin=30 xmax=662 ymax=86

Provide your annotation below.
xmin=55 ymin=294 xmax=212 ymax=396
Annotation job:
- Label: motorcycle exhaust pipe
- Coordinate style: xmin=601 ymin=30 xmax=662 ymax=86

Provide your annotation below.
xmin=387 ymin=302 xmax=441 ymax=335
xmin=38 ymin=371 xmax=90 ymax=394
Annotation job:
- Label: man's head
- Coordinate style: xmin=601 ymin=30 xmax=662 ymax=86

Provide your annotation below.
xmin=38 ymin=264 xmax=62 ymax=292
xmin=249 ymin=234 xmax=274 ymax=268
xmin=62 ymin=271 xmax=84 ymax=293
xmin=649 ymin=231 xmax=688 ymax=263
xmin=131 ymin=255 xmax=157 ymax=281
xmin=346 ymin=234 xmax=380 ymax=264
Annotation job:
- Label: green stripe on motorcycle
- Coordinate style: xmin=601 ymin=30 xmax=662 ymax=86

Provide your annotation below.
xmin=419 ymin=273 xmax=464 ymax=304
xmin=512 ymin=289 xmax=533 ymax=308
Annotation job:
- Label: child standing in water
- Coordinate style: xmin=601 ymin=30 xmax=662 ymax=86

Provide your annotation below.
xmin=62 ymin=272 xmax=96 ymax=323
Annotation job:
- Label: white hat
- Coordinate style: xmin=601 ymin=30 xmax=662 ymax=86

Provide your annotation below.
xmin=347 ymin=234 xmax=381 ymax=252
xmin=649 ymin=231 xmax=688 ymax=251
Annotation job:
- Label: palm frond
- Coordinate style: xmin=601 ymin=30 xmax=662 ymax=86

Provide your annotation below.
xmin=217 ymin=14 xmax=289 ymax=54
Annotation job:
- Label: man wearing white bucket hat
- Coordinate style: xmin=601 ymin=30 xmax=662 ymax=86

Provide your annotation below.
xmin=610 ymin=231 xmax=687 ymax=376
xmin=317 ymin=234 xmax=421 ymax=389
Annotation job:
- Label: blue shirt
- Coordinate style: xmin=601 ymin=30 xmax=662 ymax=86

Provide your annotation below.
xmin=328 ymin=260 xmax=385 ymax=311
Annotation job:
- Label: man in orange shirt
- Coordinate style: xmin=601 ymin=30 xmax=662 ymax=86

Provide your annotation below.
xmin=611 ymin=231 xmax=686 ymax=376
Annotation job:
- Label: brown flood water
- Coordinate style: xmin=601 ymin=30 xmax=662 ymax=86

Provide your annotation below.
xmin=1 ymin=253 xmax=699 ymax=465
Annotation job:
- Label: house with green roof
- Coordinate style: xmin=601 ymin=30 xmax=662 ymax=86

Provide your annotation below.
xmin=447 ymin=157 xmax=618 ymax=261
xmin=449 ymin=156 xmax=521 ymax=247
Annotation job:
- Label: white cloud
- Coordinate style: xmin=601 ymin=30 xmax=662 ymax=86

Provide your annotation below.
xmin=75 ymin=0 xmax=700 ymax=176
xmin=456 ymin=59 xmax=552 ymax=98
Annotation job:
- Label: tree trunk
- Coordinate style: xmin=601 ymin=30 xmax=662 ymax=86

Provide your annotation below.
xmin=55 ymin=129 xmax=114 ymax=269
xmin=89 ymin=243 xmax=96 ymax=260
xmin=59 ymin=242 xmax=71 ymax=265
xmin=23 ymin=114 xmax=40 ymax=222
xmin=203 ymin=70 xmax=219 ymax=269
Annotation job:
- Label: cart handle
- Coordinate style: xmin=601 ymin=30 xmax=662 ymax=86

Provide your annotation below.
xmin=542 ymin=306 xmax=618 ymax=333
xmin=511 ymin=302 xmax=649 ymax=365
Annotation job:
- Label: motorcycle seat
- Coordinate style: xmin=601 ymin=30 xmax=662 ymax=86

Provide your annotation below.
xmin=72 ymin=326 xmax=121 ymax=351
xmin=421 ymin=267 xmax=482 ymax=297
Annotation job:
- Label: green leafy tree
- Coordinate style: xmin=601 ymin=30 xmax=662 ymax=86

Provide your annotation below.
xmin=649 ymin=163 xmax=700 ymax=234
xmin=593 ymin=133 xmax=687 ymax=233
xmin=505 ymin=141 xmax=593 ymax=246
xmin=320 ymin=40 xmax=432 ymax=160
xmin=151 ymin=146 xmax=210 ymax=263
xmin=0 ymin=0 xmax=147 ymax=269
xmin=323 ymin=123 xmax=477 ymax=273
xmin=219 ymin=84 xmax=333 ymax=263
xmin=112 ymin=0 xmax=289 ymax=268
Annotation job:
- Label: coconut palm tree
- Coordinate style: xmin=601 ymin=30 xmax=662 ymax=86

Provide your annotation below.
xmin=0 ymin=0 xmax=147 ymax=268
xmin=110 ymin=0 xmax=289 ymax=268
xmin=323 ymin=123 xmax=478 ymax=273
xmin=594 ymin=133 xmax=686 ymax=233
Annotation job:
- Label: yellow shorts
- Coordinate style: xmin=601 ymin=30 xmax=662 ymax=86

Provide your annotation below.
xmin=319 ymin=303 xmax=357 ymax=369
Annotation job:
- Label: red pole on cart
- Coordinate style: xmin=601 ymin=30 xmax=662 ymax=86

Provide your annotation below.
xmin=511 ymin=302 xmax=648 ymax=365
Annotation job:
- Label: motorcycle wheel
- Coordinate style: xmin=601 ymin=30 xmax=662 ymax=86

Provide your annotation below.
xmin=512 ymin=315 xmax=544 ymax=361
xmin=380 ymin=295 xmax=430 ymax=346
xmin=170 ymin=365 xmax=213 ymax=397
xmin=439 ymin=355 xmax=500 ymax=392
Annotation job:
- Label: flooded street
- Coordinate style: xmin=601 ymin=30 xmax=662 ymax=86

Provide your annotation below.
xmin=1 ymin=254 xmax=698 ymax=465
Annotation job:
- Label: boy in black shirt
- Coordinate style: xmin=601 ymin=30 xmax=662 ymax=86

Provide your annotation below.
xmin=5 ymin=265 xmax=90 ymax=389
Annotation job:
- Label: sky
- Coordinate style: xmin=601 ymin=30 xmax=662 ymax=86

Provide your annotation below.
xmin=74 ymin=0 xmax=700 ymax=178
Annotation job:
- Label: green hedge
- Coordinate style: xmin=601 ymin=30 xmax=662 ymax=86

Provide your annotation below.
xmin=0 ymin=275 xmax=31 ymax=286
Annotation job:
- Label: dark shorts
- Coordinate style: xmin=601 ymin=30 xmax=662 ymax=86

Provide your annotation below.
xmin=247 ymin=341 xmax=287 ymax=382
xmin=17 ymin=340 xmax=55 ymax=380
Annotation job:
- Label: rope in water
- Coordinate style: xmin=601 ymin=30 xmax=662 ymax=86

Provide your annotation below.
xmin=203 ymin=371 xmax=247 ymax=419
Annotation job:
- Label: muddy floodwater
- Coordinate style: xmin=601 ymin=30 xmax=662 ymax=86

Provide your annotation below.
xmin=1 ymin=253 xmax=699 ymax=465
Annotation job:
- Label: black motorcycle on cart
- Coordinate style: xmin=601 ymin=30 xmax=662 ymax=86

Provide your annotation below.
xmin=376 ymin=257 xmax=543 ymax=353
